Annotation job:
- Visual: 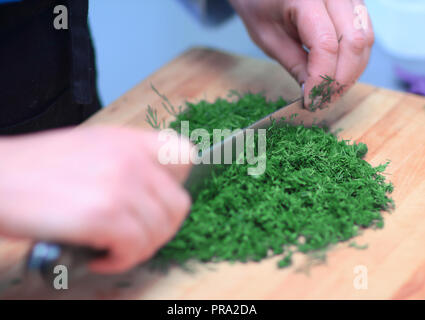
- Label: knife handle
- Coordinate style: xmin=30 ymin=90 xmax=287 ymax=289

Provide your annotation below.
xmin=26 ymin=242 xmax=108 ymax=277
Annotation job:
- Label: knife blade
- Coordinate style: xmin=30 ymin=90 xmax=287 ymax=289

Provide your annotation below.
xmin=184 ymin=97 xmax=307 ymax=199
xmin=26 ymin=96 xmax=308 ymax=279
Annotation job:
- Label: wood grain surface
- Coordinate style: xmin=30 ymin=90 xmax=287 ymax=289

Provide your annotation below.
xmin=1 ymin=48 xmax=425 ymax=300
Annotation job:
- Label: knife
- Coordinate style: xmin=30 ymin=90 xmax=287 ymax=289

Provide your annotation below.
xmin=26 ymin=97 xmax=312 ymax=279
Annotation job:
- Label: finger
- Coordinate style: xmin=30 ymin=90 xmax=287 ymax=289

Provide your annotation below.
xmin=92 ymin=187 xmax=177 ymax=274
xmin=143 ymin=131 xmax=193 ymax=183
xmin=90 ymin=247 xmax=138 ymax=274
xmin=353 ymin=0 xmax=375 ymax=57
xmin=89 ymin=212 xmax=149 ymax=274
xmin=325 ymin=0 xmax=370 ymax=97
xmin=336 ymin=45 xmax=372 ymax=99
xmin=247 ymin=23 xmax=309 ymax=85
xmin=148 ymin=166 xmax=191 ymax=231
xmin=90 ymin=247 xmax=142 ymax=274
xmin=133 ymin=189 xmax=172 ymax=248
xmin=295 ymin=1 xmax=339 ymax=108
xmin=90 ymin=254 xmax=131 ymax=274
xmin=122 ymin=168 xmax=189 ymax=267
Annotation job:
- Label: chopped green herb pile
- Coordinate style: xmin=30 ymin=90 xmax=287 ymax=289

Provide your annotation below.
xmin=148 ymin=91 xmax=394 ymax=269
xmin=169 ymin=91 xmax=287 ymax=141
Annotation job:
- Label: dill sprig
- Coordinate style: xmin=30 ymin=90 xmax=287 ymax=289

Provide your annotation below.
xmin=151 ymin=84 xmax=182 ymax=116
xmin=308 ymin=75 xmax=346 ymax=111
xmin=145 ymin=84 xmax=184 ymax=129
xmin=308 ymin=75 xmax=334 ymax=111
xmin=145 ymin=105 xmax=165 ymax=129
xmin=349 ymin=242 xmax=369 ymax=250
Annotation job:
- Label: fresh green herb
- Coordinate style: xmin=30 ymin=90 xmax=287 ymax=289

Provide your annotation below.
xmin=145 ymin=85 xmax=182 ymax=129
xmin=278 ymin=251 xmax=293 ymax=268
xmin=308 ymin=75 xmax=335 ymax=111
xmin=308 ymin=75 xmax=346 ymax=111
xmin=296 ymin=248 xmax=329 ymax=275
xmin=169 ymin=91 xmax=287 ymax=145
xmin=147 ymin=92 xmax=394 ymax=270
xmin=151 ymin=84 xmax=182 ymax=116
xmin=348 ymin=242 xmax=369 ymax=250
xmin=146 ymin=87 xmax=285 ymax=134
xmin=145 ymin=105 xmax=164 ymax=129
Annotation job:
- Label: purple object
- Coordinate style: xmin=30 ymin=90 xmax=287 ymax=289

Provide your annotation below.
xmin=395 ymin=66 xmax=425 ymax=96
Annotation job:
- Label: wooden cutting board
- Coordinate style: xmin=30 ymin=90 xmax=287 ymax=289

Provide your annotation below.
xmin=1 ymin=47 xmax=425 ymax=299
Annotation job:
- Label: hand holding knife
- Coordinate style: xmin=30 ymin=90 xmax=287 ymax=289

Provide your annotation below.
xmin=27 ymin=95 xmax=351 ymax=280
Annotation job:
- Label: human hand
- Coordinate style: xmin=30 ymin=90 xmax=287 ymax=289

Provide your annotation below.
xmin=229 ymin=0 xmax=374 ymax=109
xmin=0 ymin=127 xmax=192 ymax=273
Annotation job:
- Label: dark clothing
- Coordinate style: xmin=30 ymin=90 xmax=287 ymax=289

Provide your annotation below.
xmin=0 ymin=0 xmax=101 ymax=135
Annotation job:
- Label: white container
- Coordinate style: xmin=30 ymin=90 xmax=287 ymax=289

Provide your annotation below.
xmin=366 ymin=0 xmax=425 ymax=61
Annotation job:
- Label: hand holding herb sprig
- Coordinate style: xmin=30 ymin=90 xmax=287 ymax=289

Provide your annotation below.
xmin=229 ymin=0 xmax=375 ymax=109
